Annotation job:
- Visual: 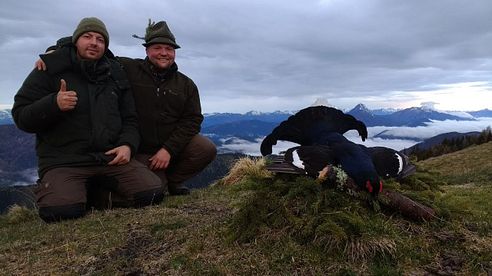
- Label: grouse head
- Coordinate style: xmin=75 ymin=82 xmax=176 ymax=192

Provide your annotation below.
xmin=260 ymin=134 xmax=277 ymax=156
xmin=355 ymin=120 xmax=368 ymax=142
xmin=365 ymin=179 xmax=383 ymax=197
xmin=350 ymin=170 xmax=383 ymax=197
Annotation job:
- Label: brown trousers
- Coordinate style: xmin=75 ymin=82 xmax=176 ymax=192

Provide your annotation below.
xmin=35 ymin=159 xmax=162 ymax=209
xmin=44 ymin=134 xmax=216 ymax=212
xmin=135 ymin=134 xmax=217 ymax=192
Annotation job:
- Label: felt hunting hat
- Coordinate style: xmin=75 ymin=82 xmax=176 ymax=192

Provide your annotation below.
xmin=72 ymin=17 xmax=109 ymax=47
xmin=143 ymin=20 xmax=180 ymax=49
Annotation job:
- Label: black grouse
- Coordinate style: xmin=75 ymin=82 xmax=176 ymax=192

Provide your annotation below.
xmin=271 ymin=132 xmax=383 ymax=196
xmin=262 ymin=105 xmax=416 ymax=196
xmin=260 ymin=106 xmax=368 ymax=156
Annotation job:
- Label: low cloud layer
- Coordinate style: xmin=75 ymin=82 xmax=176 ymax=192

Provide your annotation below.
xmin=219 ymin=118 xmax=492 ymax=155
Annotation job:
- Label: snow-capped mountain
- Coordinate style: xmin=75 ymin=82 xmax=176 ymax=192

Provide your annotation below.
xmin=347 ymin=104 xmax=474 ymax=127
xmin=0 ymin=109 xmax=12 ymax=125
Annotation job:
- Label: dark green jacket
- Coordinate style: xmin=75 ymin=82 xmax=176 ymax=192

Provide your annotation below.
xmin=12 ymin=46 xmax=139 ymax=177
xmin=118 ymin=57 xmax=203 ymax=156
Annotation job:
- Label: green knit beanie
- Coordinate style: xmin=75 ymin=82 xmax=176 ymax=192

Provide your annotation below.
xmin=143 ymin=19 xmax=180 ymax=49
xmin=72 ymin=17 xmax=109 ymax=47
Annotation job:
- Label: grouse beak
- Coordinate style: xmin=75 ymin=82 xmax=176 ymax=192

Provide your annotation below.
xmin=316 ymin=166 xmax=330 ymax=184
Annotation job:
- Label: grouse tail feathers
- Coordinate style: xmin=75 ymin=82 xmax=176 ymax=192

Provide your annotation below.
xmin=264 ymin=154 xmax=306 ymax=174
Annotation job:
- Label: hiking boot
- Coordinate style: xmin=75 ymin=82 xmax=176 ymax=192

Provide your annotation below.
xmin=169 ymin=186 xmax=190 ymax=196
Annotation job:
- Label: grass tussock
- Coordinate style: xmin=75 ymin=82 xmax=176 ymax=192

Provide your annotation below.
xmin=225 ymin=172 xmax=400 ymax=265
xmin=218 ymin=156 xmax=273 ymax=186
xmin=5 ymin=204 xmax=38 ymax=224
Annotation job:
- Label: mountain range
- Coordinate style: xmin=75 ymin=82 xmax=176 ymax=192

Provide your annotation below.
xmin=202 ymin=104 xmax=492 ymax=144
xmin=1 ymin=104 xmax=491 ymax=188
xmin=3 ymin=105 xmax=492 ymax=129
xmin=347 ymin=104 xmax=478 ymax=127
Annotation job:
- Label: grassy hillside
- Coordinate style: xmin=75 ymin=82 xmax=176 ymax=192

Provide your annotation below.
xmin=1 ymin=143 xmax=492 ymax=275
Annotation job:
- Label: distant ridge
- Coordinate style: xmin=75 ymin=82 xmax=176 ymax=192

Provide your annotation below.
xmin=202 ymin=111 xmax=292 ymax=128
xmin=468 ymin=108 xmax=492 ymax=118
xmin=347 ymin=104 xmax=474 ymax=127
xmin=402 ymin=131 xmax=481 ymax=154
xmin=1 ymin=106 xmax=490 ymax=128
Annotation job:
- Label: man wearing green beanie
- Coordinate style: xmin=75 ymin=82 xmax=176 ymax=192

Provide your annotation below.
xmin=13 ymin=17 xmax=164 ymax=223
xmin=37 ymin=19 xmax=217 ymax=198
xmin=72 ymin=17 xmax=110 ymax=49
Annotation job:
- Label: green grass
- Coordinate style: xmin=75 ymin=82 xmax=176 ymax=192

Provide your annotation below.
xmin=419 ymin=141 xmax=492 ymax=186
xmin=1 ymin=143 xmax=492 ymax=275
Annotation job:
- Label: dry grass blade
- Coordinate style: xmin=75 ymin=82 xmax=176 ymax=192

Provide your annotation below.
xmin=220 ymin=157 xmax=273 ymax=185
xmin=344 ymin=237 xmax=397 ymax=262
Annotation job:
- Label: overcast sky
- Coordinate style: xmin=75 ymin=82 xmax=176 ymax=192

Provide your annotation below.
xmin=2 ymin=0 xmax=492 ymax=113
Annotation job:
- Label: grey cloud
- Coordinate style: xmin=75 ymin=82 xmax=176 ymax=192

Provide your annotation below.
xmin=2 ymin=0 xmax=492 ymax=112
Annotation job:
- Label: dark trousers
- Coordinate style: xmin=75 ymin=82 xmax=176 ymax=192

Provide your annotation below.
xmin=135 ymin=134 xmax=217 ymax=193
xmin=35 ymin=159 xmax=163 ymax=222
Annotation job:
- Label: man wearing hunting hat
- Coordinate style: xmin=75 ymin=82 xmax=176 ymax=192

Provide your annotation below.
xmin=120 ymin=20 xmax=217 ymax=196
xmin=14 ymin=17 xmax=164 ymax=223
xmin=36 ymin=19 xmax=217 ymax=197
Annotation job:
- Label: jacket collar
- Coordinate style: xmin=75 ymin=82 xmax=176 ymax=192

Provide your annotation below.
xmin=141 ymin=58 xmax=178 ymax=79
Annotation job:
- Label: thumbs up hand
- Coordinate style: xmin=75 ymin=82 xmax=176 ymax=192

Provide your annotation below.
xmin=56 ymin=79 xmax=78 ymax=111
